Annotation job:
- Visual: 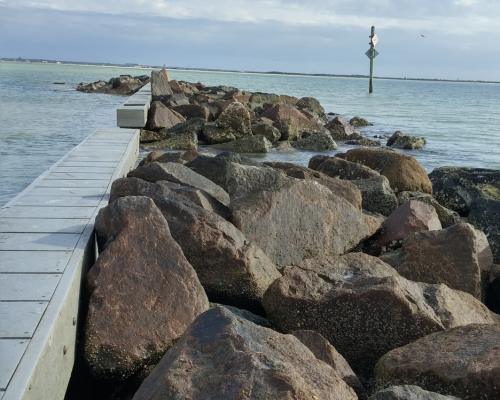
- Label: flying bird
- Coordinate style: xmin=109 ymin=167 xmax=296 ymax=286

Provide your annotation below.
xmin=420 ymin=34 xmax=426 ymax=38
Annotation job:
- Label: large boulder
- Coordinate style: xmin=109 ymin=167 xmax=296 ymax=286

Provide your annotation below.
xmin=292 ymin=330 xmax=364 ymax=395
xmin=375 ymin=324 xmax=500 ymax=400
xmin=350 ymin=116 xmax=372 ymax=128
xmin=296 ymin=97 xmax=327 ymax=122
xmin=232 ymin=179 xmax=382 ymax=266
xmin=248 ymin=92 xmax=282 ymax=111
xmin=251 ymin=119 xmax=282 ymax=142
xmin=214 ymin=135 xmax=272 ymax=153
xmin=387 ymin=131 xmax=426 ymax=150
xmin=146 ymin=101 xmax=185 ymax=130
xmin=128 ymin=161 xmax=230 ymax=206
xmin=468 ymin=198 xmax=500 ymax=263
xmin=76 ymin=75 xmax=149 ymax=95
xmin=151 ymin=68 xmax=173 ymax=99
xmin=109 ymin=179 xmax=280 ymax=312
xmin=429 ymin=167 xmax=500 ymax=216
xmin=339 ymin=148 xmax=432 ymax=193
xmin=132 ymin=307 xmax=357 ymax=400
xmin=292 ymin=132 xmax=337 ymax=151
xmin=353 ymin=176 xmax=399 ymax=216
xmin=215 ymin=101 xmax=252 ymax=137
xmin=145 ymin=130 xmax=198 ymax=151
xmin=261 ymin=104 xmax=323 ymax=140
xmin=398 ymin=191 xmax=461 ymax=228
xmin=326 ymin=117 xmax=362 ymax=140
xmin=85 ymin=196 xmax=209 ymax=380
xmin=264 ymin=161 xmax=363 ymax=209
xmin=369 ymin=386 xmax=460 ymax=400
xmin=309 ymin=155 xmax=380 ymax=180
xmin=385 ymin=223 xmax=493 ymax=299
xmin=263 ymin=252 xmax=496 ymax=377
xmin=376 ymin=200 xmax=442 ymax=247
xmin=172 ymin=104 xmax=210 ymax=121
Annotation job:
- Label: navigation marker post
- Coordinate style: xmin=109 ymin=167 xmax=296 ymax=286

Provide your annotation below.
xmin=366 ymin=26 xmax=379 ymax=93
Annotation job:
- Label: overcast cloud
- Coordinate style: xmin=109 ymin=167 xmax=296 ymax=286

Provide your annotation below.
xmin=1 ymin=0 xmax=499 ymax=80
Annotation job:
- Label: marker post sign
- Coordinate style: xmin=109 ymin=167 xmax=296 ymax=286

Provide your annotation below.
xmin=366 ymin=26 xmax=379 ymax=93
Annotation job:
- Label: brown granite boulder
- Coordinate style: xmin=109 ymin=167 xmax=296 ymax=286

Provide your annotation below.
xmin=251 ymin=118 xmax=282 ymax=142
xmin=309 ymin=155 xmax=380 ymax=180
xmin=264 ymin=161 xmax=362 ymax=209
xmin=339 ymin=148 xmax=432 ymax=193
xmin=172 ymin=104 xmax=210 ymax=121
xmin=384 ymin=223 xmax=493 ymax=299
xmin=387 ymin=131 xmax=426 ymax=150
xmin=215 ymin=101 xmax=252 ymax=137
xmin=353 ymin=176 xmax=399 ymax=216
xmin=128 ymin=161 xmax=230 ymax=206
xmin=326 ymin=116 xmax=362 ymax=140
xmin=138 ymin=150 xmax=199 ymax=166
xmin=232 ymin=180 xmax=382 ymax=266
xmin=214 ymin=135 xmax=272 ymax=153
xmin=292 ymin=132 xmax=337 ymax=151
xmin=376 ymin=200 xmax=442 ymax=247
xmin=145 ymin=101 xmax=185 ymax=130
xmin=292 ymin=330 xmax=364 ymax=395
xmin=109 ymin=179 xmax=280 ymax=312
xmin=263 ymin=252 xmax=496 ymax=377
xmin=261 ymin=104 xmax=323 ymax=140
xmin=132 ymin=307 xmax=357 ymax=400
xmin=85 ymin=196 xmax=209 ymax=380
xmin=296 ymin=96 xmax=327 ymax=122
xmin=375 ymin=323 xmax=500 ymax=400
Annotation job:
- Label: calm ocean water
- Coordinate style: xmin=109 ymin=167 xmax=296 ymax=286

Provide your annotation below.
xmin=1 ymin=61 xmax=499 ymax=205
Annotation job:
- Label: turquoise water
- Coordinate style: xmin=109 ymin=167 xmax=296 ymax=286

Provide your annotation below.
xmin=1 ymin=61 xmax=500 ymax=205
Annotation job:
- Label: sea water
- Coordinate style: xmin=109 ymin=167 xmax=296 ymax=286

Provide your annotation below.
xmin=1 ymin=61 xmax=499 ymax=205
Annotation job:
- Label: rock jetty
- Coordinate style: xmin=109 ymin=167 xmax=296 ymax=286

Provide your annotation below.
xmin=72 ymin=69 xmax=500 ymax=400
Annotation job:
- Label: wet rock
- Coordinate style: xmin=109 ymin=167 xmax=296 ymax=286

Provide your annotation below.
xmin=398 ymin=191 xmax=461 ymax=228
xmin=261 ymin=104 xmax=323 ymax=140
xmin=375 ymin=323 xmax=500 ymax=400
xmin=264 ymin=161 xmax=363 ymax=209
xmin=387 ymin=131 xmax=426 ymax=150
xmin=339 ymin=148 xmax=432 ymax=193
xmin=248 ymin=92 xmax=282 ymax=111
xmin=128 ymin=162 xmax=230 ymax=206
xmin=350 ymin=116 xmax=372 ymax=127
xmin=296 ymin=96 xmax=327 ymax=122
xmin=386 ymin=223 xmax=493 ymax=299
xmin=292 ymin=132 xmax=337 ymax=151
xmin=145 ymin=101 xmax=185 ymax=131
xmin=144 ymin=130 xmax=197 ymax=151
xmin=251 ymin=118 xmax=282 ymax=142
xmin=138 ymin=150 xmax=199 ymax=166
xmin=213 ymin=135 xmax=272 ymax=153
xmin=369 ymin=385 xmax=460 ymax=400
xmin=292 ymin=330 xmax=364 ymax=396
xmin=139 ymin=129 xmax=164 ymax=143
xmin=346 ymin=137 xmax=381 ymax=146
xmin=151 ymin=68 xmax=173 ymax=99
xmin=132 ymin=307 xmax=357 ymax=400
xmin=429 ymin=167 xmax=500 ymax=216
xmin=376 ymin=200 xmax=442 ymax=247
xmin=85 ymin=196 xmax=208 ymax=380
xmin=76 ymin=74 xmax=149 ymax=95
xmin=171 ymin=104 xmax=210 ymax=121
xmin=232 ymin=179 xmax=381 ymax=266
xmin=468 ymin=198 xmax=500 ymax=263
xmin=326 ymin=116 xmax=362 ymax=140
xmin=309 ymin=155 xmax=380 ymax=180
xmin=110 ymin=180 xmax=280 ymax=312
xmin=353 ymin=176 xmax=399 ymax=216
xmin=263 ymin=252 xmax=496 ymax=377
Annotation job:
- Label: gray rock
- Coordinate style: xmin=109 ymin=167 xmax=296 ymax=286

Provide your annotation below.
xmin=309 ymin=155 xmax=380 ymax=180
xmin=350 ymin=116 xmax=372 ymax=127
xmin=128 ymin=162 xmax=230 ymax=206
xmin=146 ymin=101 xmax=185 ymax=131
xmin=387 ymin=131 xmax=426 ymax=150
xmin=251 ymin=119 xmax=281 ymax=142
xmin=292 ymin=132 xmax=337 ymax=151
xmin=326 ymin=116 xmax=362 ymax=140
xmin=369 ymin=385 xmax=461 ymax=400
xmin=213 ymin=135 xmax=272 ymax=153
xmin=468 ymin=198 xmax=500 ymax=263
xmin=151 ymin=68 xmax=173 ymax=99
xmin=353 ymin=175 xmax=399 ymax=216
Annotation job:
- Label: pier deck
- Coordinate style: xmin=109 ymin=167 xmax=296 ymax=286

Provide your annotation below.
xmin=0 ymin=127 xmax=139 ymax=400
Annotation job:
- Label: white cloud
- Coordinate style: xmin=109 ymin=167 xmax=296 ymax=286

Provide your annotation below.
xmin=3 ymin=0 xmax=500 ymax=34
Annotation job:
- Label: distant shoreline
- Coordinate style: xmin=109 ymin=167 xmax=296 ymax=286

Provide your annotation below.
xmin=1 ymin=57 xmax=499 ymax=85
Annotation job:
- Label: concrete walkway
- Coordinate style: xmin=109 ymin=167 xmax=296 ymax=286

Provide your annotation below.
xmin=0 ymin=127 xmax=139 ymax=400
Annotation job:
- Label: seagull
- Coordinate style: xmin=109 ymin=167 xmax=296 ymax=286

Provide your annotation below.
xmin=420 ymin=34 xmax=426 ymax=38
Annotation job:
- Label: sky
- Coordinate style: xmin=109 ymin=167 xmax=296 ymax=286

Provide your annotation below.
xmin=0 ymin=0 xmax=499 ymax=80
